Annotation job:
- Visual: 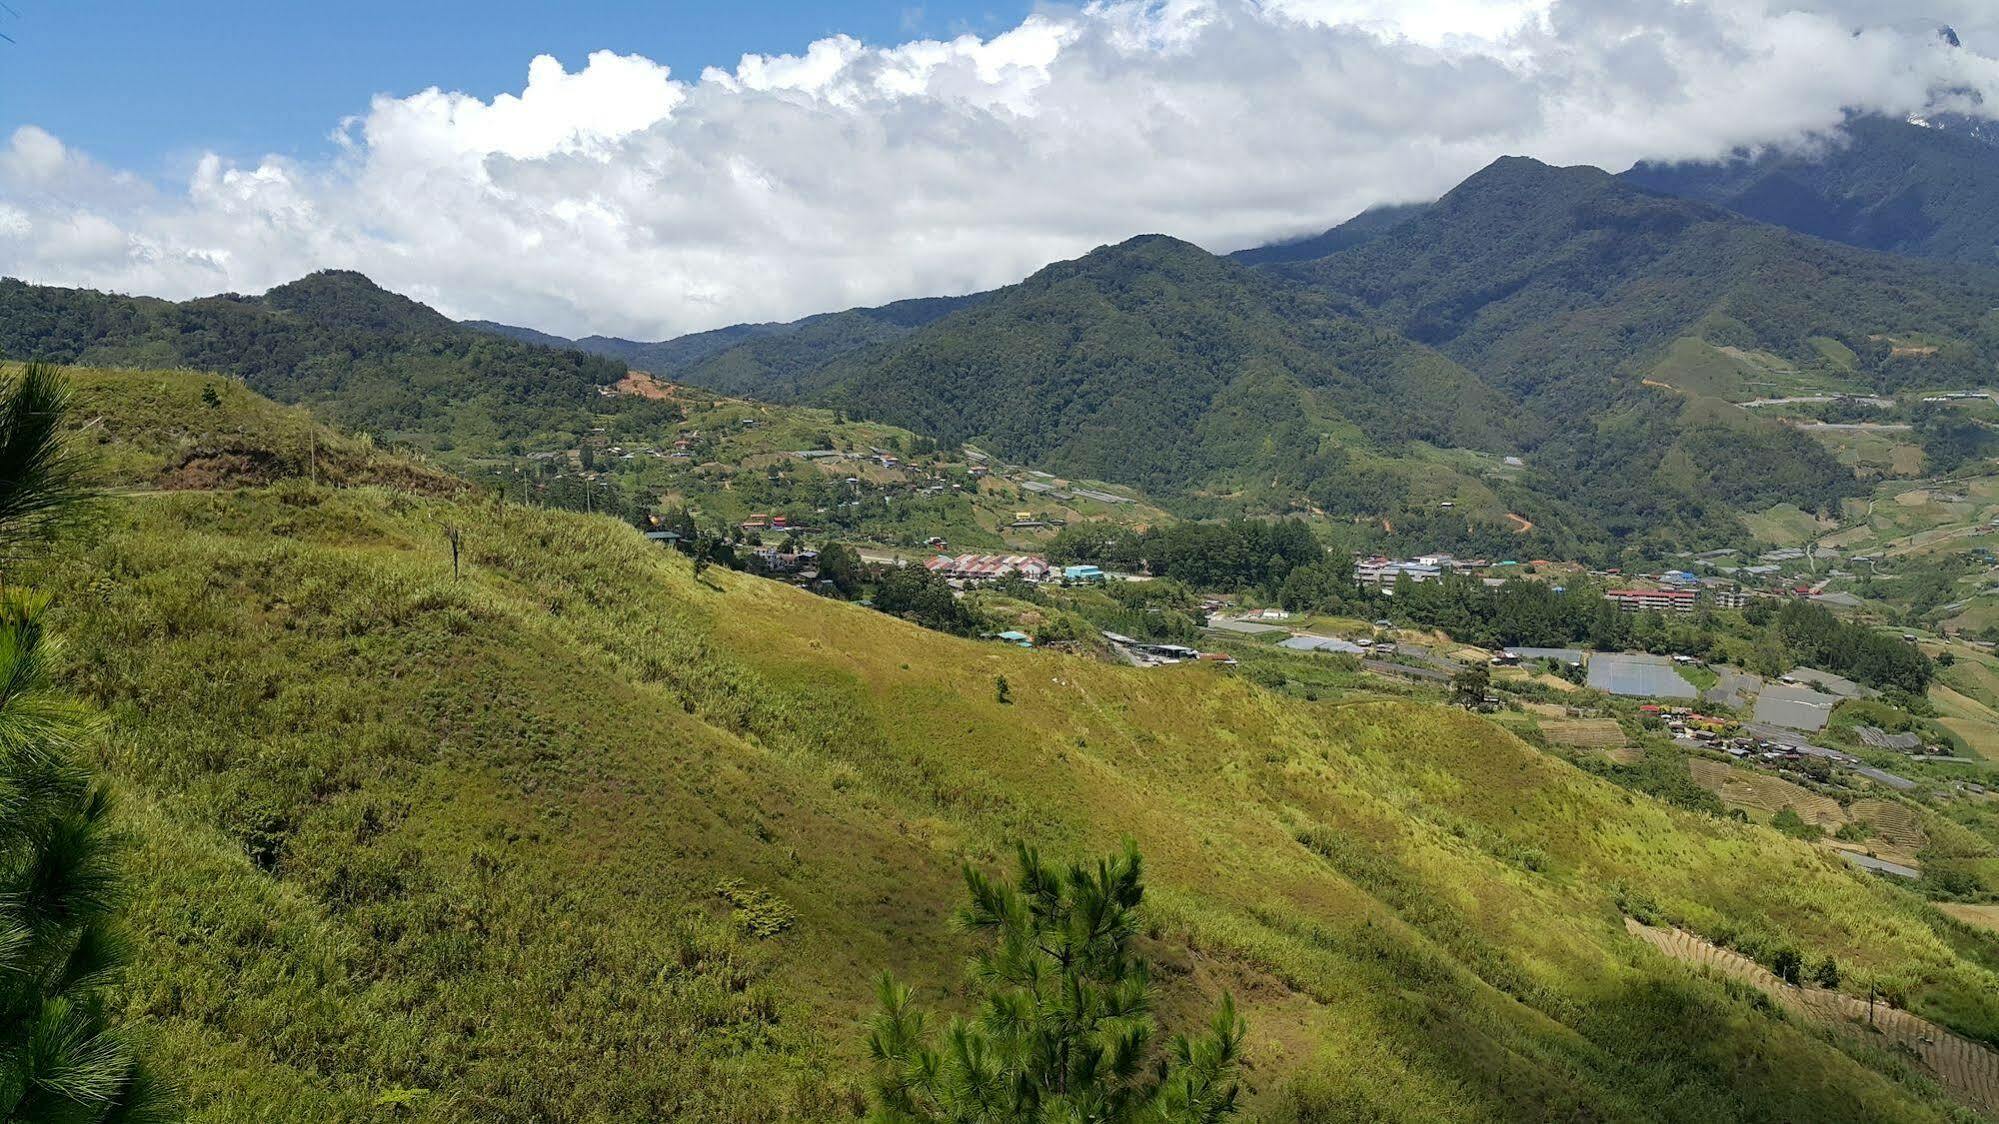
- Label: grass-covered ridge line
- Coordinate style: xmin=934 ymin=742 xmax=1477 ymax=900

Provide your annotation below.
xmin=56 ymin=365 xmax=462 ymax=495
xmin=35 ymin=471 xmax=1999 ymax=1120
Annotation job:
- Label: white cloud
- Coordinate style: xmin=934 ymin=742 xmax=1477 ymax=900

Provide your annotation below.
xmin=1 ymin=1 xmax=1996 ymax=338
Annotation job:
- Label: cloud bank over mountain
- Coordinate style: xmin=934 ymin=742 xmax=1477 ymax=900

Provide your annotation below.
xmin=3 ymin=0 xmax=1997 ymax=337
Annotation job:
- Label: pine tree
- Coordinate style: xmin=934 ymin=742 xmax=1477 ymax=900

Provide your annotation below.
xmin=0 ymin=364 xmax=167 ymax=1122
xmin=866 ymin=840 xmax=1244 ymax=1123
xmin=1451 ymin=664 xmax=1491 ymax=709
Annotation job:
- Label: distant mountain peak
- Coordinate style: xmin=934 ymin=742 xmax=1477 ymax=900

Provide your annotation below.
xmin=1092 ymin=232 xmax=1211 ymax=259
xmin=1022 ymin=233 xmax=1231 ymax=288
xmin=1622 ymin=111 xmax=1999 ymax=264
xmin=262 ymin=269 xmax=454 ymax=333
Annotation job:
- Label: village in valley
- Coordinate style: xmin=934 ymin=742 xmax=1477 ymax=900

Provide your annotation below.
xmin=463 ymin=366 xmax=1999 ymax=911
xmin=764 ymin=528 xmax=1999 ymax=901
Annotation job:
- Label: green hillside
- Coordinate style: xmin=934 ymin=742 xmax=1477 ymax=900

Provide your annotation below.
xmin=0 ymin=271 xmax=626 ymax=454
xmin=502 ymin=240 xmax=1592 ymax=554
xmin=1278 ymin=156 xmax=1999 ymax=409
xmin=29 ymin=368 xmax=1999 ymax=1121
xmin=515 ymin=158 xmax=1999 ymax=555
xmin=538 ymin=378 xmax=1171 ymax=551
xmin=52 ymin=363 xmax=462 ymax=496
xmin=794 ymin=237 xmax=1521 ymax=493
xmin=467 ymin=291 xmax=988 ymax=396
xmin=1266 ymin=156 xmax=1999 ymax=550
xmin=15 ymin=183 xmax=1976 ymax=559
xmin=1 ymin=278 xmax=1165 ymax=553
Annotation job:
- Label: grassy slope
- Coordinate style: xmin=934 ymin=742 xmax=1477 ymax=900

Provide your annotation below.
xmin=55 ymin=365 xmax=462 ymax=495
xmin=34 ymin=486 xmax=1999 ymax=1121
xmin=27 ymin=369 xmax=1999 ymax=1121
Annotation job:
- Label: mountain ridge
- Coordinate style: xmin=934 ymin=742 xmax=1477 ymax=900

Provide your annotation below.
xmin=1623 ymin=114 xmax=1999 ymax=266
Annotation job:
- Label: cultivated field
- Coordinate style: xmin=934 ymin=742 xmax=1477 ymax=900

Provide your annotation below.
xmin=1540 ymin=718 xmax=1626 ymax=749
xmin=1934 ymin=685 xmax=1999 ymax=764
xmin=1688 ymin=758 xmax=1845 ymax=828
xmin=1941 ymin=903 xmax=1999 ymax=935
xmin=1687 ymin=760 xmax=1929 ymax=865
xmin=1628 ymin=920 xmax=1999 ymax=1119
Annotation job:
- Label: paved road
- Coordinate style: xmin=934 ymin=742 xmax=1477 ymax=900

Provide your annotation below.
xmin=1741 ymin=723 xmax=1916 ymax=790
xmin=1740 ymin=395 xmax=1894 ymax=408
xmin=1838 ymin=852 xmax=1920 ymax=879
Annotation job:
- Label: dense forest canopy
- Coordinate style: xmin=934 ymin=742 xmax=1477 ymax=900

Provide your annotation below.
xmin=0 ymin=272 xmax=626 ymax=452
xmin=1624 ymin=114 xmax=1999 ymax=266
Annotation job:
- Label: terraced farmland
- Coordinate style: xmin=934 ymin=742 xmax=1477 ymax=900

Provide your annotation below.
xmin=1846 ymin=800 xmax=1929 ymax=866
xmin=1688 ymin=758 xmax=1845 ymax=828
xmin=1688 ymin=760 xmax=1930 ymax=865
xmin=1628 ymin=920 xmax=1999 ymax=1119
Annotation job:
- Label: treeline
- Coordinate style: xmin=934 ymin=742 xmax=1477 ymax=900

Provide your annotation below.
xmin=1768 ymin=600 xmax=1932 ymax=694
xmin=1914 ymin=409 xmax=1999 ymax=474
xmin=1383 ymin=578 xmax=1930 ymax=692
xmin=1042 ymin=513 xmax=1933 ymax=693
xmin=1384 ymin=573 xmax=1639 ymax=651
xmin=1046 ymin=518 xmax=1328 ymax=591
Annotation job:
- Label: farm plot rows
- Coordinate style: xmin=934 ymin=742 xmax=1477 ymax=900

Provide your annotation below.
xmin=1627 ymin=920 xmax=1999 ymax=1118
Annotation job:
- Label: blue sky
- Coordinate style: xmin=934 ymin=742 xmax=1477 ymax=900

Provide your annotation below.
xmin=3 ymin=1 xmax=1993 ymax=337
xmin=0 ymin=1 xmax=1032 ymax=172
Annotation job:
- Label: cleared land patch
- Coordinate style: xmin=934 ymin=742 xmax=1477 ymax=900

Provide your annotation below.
xmin=1542 ymin=718 xmax=1626 ymax=749
xmin=1941 ymin=904 xmax=1999 ymax=935
xmin=1933 ymin=685 xmax=1999 ymax=763
xmin=1688 ymin=761 xmax=1928 ymax=866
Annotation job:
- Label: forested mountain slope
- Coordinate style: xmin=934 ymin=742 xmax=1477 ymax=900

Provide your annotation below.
xmin=17 ymin=147 xmax=1999 ymax=557
xmin=787 ymin=235 xmax=1524 ymax=499
xmin=466 ymin=235 xmax=1581 ymax=549
xmin=1263 ymin=155 xmax=1999 ymax=545
xmin=1227 ymin=202 xmax=1432 ymax=266
xmin=0 ymin=271 xmax=625 ymax=451
xmin=30 ymin=368 xmax=1999 ymax=1121
xmin=512 ymin=156 xmax=1999 ymax=551
xmin=1273 ymin=156 xmax=1999 ymax=408
xmin=466 ymin=291 xmax=988 ymax=396
xmin=1625 ymin=114 xmax=1999 ymax=266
